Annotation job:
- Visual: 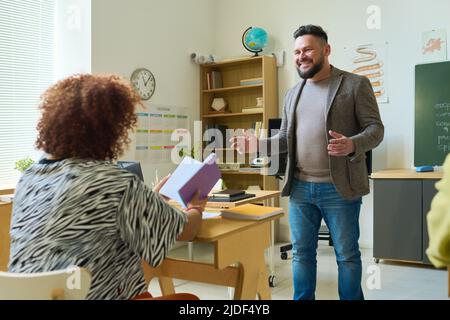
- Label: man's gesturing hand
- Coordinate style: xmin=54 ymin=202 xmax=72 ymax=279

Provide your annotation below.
xmin=229 ymin=129 xmax=258 ymax=154
xmin=327 ymin=130 xmax=355 ymax=157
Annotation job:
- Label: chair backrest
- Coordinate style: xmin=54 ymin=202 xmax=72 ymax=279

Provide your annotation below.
xmin=0 ymin=267 xmax=91 ymax=300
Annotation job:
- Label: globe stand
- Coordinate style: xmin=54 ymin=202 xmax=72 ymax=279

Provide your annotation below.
xmin=242 ymin=26 xmax=267 ymax=58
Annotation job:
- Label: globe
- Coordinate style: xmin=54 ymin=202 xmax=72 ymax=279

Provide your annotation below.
xmin=242 ymin=27 xmax=268 ymax=56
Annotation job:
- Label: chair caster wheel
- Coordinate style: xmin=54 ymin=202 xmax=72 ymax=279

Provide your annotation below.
xmin=268 ymin=275 xmax=276 ymax=287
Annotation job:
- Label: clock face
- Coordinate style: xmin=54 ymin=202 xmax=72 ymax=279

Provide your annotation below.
xmin=130 ymin=68 xmax=156 ymax=100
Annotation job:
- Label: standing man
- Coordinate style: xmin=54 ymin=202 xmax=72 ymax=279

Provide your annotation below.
xmin=231 ymin=25 xmax=384 ymax=300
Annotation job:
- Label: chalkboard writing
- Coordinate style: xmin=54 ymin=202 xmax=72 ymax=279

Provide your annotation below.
xmin=415 ymin=61 xmax=450 ymax=166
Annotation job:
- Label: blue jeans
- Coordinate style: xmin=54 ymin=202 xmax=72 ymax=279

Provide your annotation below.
xmin=289 ymin=179 xmax=364 ymax=300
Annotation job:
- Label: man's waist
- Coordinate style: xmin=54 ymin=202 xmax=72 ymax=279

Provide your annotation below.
xmin=294 ymin=167 xmax=332 ymax=183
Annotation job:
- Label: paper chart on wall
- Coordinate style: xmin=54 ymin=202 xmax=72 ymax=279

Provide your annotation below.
xmin=135 ymin=105 xmax=189 ymax=164
xmin=421 ymin=29 xmax=447 ymax=62
xmin=343 ymin=42 xmax=389 ymax=104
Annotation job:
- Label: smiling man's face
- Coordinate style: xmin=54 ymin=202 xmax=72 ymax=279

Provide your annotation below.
xmin=294 ymin=34 xmax=330 ymax=79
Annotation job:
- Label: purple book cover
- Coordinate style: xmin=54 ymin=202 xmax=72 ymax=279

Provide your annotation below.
xmin=178 ymin=153 xmax=221 ymax=207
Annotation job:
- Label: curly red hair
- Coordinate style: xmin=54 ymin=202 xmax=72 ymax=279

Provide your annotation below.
xmin=36 ymin=74 xmax=142 ymax=160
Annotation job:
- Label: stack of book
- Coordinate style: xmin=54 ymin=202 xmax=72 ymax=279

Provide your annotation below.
xmin=242 ymin=106 xmax=264 ymax=113
xmin=208 ymin=189 xmax=255 ymax=202
xmin=220 ymin=203 xmax=283 ymax=220
xmin=239 ymin=77 xmax=263 ymax=86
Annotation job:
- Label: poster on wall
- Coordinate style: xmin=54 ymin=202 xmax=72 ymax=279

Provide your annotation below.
xmin=344 ymin=42 xmax=389 ymax=104
xmin=135 ymin=105 xmax=189 ymax=164
xmin=421 ymin=29 xmax=447 ymax=62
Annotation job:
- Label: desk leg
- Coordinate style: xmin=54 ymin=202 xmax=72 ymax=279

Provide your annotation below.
xmin=264 ymin=198 xmax=276 ymax=285
xmin=257 ymin=264 xmax=271 ymax=300
xmin=223 ymin=222 xmax=271 ymax=300
xmin=158 ymin=277 xmax=176 ymax=296
xmin=234 ymin=249 xmax=270 ymax=300
xmin=141 ymin=261 xmax=176 ymax=296
xmin=188 ymin=242 xmax=194 ymax=261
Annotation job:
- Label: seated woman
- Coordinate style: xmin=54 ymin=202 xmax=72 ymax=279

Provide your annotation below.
xmin=8 ymin=74 xmax=205 ymax=299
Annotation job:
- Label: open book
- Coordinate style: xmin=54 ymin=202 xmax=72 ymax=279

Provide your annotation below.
xmin=159 ymin=153 xmax=221 ymax=208
xmin=220 ymin=203 xmax=283 ymax=220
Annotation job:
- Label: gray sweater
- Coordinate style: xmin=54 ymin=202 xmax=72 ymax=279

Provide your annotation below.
xmin=295 ymin=76 xmax=332 ymax=183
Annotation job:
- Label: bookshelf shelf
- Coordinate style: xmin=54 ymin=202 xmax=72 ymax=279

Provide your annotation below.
xmin=199 ymin=56 xmax=279 ymax=193
xmin=202 ymin=111 xmax=263 ymax=118
xmin=202 ymin=84 xmax=262 ymax=94
xmin=220 ymin=170 xmax=261 ymax=175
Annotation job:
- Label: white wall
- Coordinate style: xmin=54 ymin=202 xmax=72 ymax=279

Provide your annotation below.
xmin=55 ymin=0 xmax=91 ymax=80
xmin=91 ymin=0 xmax=215 ymax=183
xmin=213 ymin=0 xmax=450 ymax=248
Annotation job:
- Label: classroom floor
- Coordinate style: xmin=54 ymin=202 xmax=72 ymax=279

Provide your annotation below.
xmin=148 ymin=242 xmax=449 ymax=300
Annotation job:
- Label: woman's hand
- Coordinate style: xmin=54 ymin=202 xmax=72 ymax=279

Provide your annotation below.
xmin=186 ymin=191 xmax=207 ymax=214
xmin=152 ymin=174 xmax=171 ymax=201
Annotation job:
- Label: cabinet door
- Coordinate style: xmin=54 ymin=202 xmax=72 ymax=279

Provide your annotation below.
xmin=373 ymin=180 xmax=422 ymax=262
xmin=0 ymin=203 xmax=12 ymax=271
xmin=422 ymin=180 xmax=439 ymax=265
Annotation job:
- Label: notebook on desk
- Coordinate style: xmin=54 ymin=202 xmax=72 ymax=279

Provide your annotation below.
xmin=220 ymin=203 xmax=283 ymax=220
xmin=207 ymin=192 xmax=255 ymax=202
xmin=211 ymin=189 xmax=245 ymax=198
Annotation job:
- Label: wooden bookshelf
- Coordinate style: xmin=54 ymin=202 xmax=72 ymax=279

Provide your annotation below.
xmin=200 ymin=56 xmax=279 ymax=194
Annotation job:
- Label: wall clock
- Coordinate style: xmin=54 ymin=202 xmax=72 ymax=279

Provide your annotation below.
xmin=130 ymin=68 xmax=156 ymax=100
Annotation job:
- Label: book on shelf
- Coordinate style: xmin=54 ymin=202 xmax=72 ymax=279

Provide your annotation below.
xmin=220 ymin=203 xmax=283 ymax=220
xmin=242 ymin=106 xmax=263 ymax=113
xmin=251 ymin=121 xmax=263 ymax=138
xmin=206 ymin=72 xmax=211 ymax=90
xmin=211 ymin=70 xmax=223 ymax=89
xmin=212 ymin=189 xmax=245 ymax=198
xmin=240 ymin=77 xmax=263 ymax=86
xmin=208 ymin=193 xmax=255 ymax=203
xmin=205 ymin=70 xmax=223 ymax=90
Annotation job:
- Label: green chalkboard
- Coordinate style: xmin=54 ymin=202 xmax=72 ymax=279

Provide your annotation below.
xmin=415 ymin=61 xmax=450 ymax=166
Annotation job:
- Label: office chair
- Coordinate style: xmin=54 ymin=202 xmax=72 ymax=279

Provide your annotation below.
xmin=0 ymin=267 xmax=91 ymax=300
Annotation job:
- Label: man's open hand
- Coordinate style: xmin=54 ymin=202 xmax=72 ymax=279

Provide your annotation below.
xmin=229 ymin=129 xmax=258 ymax=154
xmin=327 ymin=130 xmax=355 ymax=157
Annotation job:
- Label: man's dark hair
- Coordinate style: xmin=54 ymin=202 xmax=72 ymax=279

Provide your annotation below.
xmin=293 ymin=24 xmax=328 ymax=43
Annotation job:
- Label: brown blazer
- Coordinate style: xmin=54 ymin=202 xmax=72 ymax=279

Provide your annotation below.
xmin=265 ymin=66 xmax=384 ymax=200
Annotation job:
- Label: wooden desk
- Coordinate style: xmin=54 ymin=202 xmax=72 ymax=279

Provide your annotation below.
xmin=169 ymin=190 xmax=281 ymax=285
xmin=142 ymin=212 xmax=283 ymax=300
xmin=0 ymin=201 xmax=12 ymax=271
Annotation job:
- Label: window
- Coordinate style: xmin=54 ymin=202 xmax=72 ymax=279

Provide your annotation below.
xmin=0 ymin=0 xmax=55 ymax=188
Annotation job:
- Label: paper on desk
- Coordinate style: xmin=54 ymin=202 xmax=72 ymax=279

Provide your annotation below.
xmin=202 ymin=211 xmax=221 ymax=219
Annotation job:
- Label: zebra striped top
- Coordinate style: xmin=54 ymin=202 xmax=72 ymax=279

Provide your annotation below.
xmin=8 ymin=158 xmax=187 ymax=299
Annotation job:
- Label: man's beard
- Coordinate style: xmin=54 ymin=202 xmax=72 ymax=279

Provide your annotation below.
xmin=297 ymin=55 xmax=325 ymax=79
